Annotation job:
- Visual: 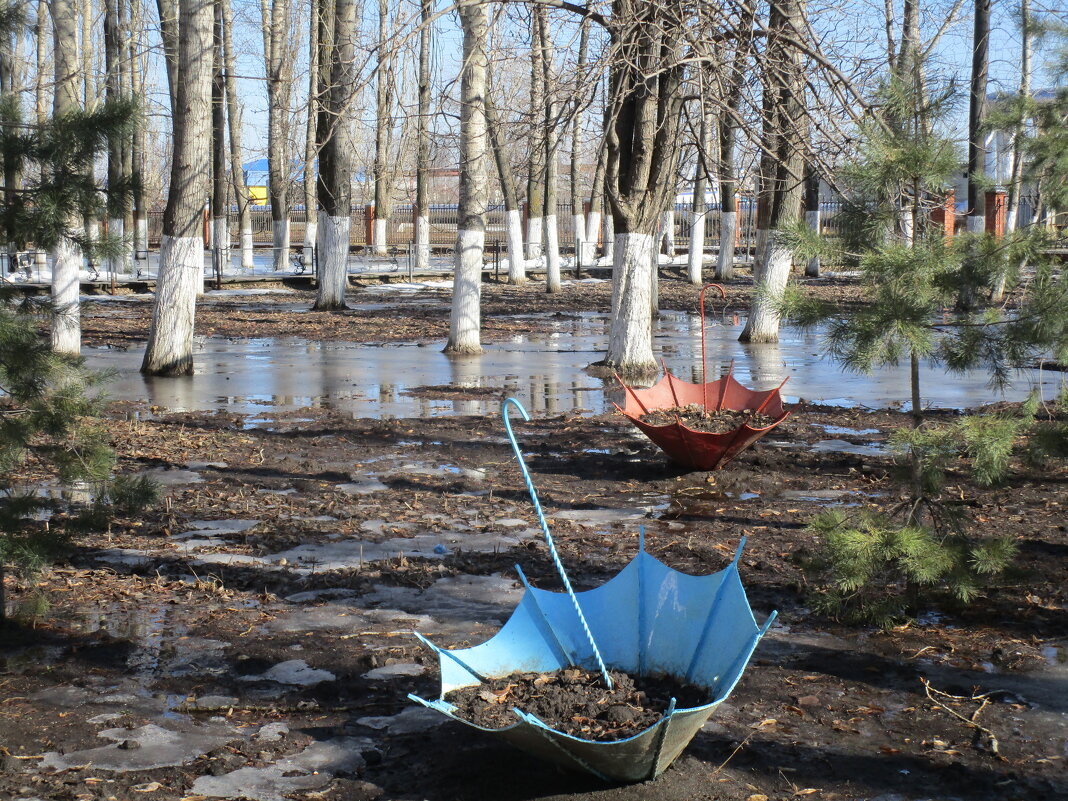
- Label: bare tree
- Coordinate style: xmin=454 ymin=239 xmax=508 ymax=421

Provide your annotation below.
xmin=261 ymin=0 xmax=294 ymax=271
xmin=211 ymin=0 xmax=228 ymax=268
xmin=444 ymin=0 xmax=488 ymax=355
xmin=525 ymin=12 xmax=544 ymax=262
xmin=314 ymin=0 xmax=355 ymax=310
xmin=570 ymin=20 xmax=589 ymax=271
xmin=740 ymin=0 xmax=807 ymax=344
xmin=687 ymin=97 xmax=713 ymax=284
xmin=141 ymin=0 xmax=213 ymax=375
xmin=803 ymin=159 xmax=820 ymax=277
xmin=302 ymin=0 xmax=319 ymax=261
xmin=221 ymin=0 xmax=253 ymax=269
xmin=372 ymin=0 xmax=396 ymax=256
xmin=130 ymin=0 xmax=148 ymax=270
xmin=600 ymin=0 xmax=686 ymax=377
xmin=414 ymin=0 xmax=432 ymax=270
xmin=486 ymin=86 xmax=524 ymax=282
xmin=539 ymin=7 xmax=562 ymax=292
xmin=50 ymin=0 xmax=82 ymax=355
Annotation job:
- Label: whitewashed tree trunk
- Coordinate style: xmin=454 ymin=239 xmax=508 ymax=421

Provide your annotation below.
xmin=50 ymin=0 xmax=82 ymax=354
xmin=687 ymin=208 xmax=706 ymax=284
xmin=142 ymin=0 xmax=212 ymax=376
xmin=315 ymin=216 xmax=350 ymax=308
xmin=505 ymin=208 xmax=524 ymax=283
xmin=240 ymin=225 xmax=254 ymax=269
xmin=143 ymin=235 xmax=201 ymax=373
xmin=272 ymin=221 xmax=289 ymax=272
xmin=740 ymin=229 xmax=791 ymax=343
xmin=716 ymin=210 xmax=736 ymax=280
xmin=604 ymin=232 xmax=656 ymax=375
xmin=415 ymin=214 xmax=430 ymax=271
xmin=449 ymin=229 xmax=484 ymax=353
xmin=805 ymin=208 xmax=821 ymax=277
xmin=545 ymin=212 xmax=561 ymax=291
xmin=213 ymin=216 xmax=229 ymax=270
xmin=660 ymin=208 xmax=675 ymax=256
xmin=602 ymin=214 xmax=614 ymax=262
xmin=573 ymin=212 xmax=586 ymax=267
xmin=525 ymin=216 xmax=543 ymax=262
xmin=107 ymin=216 xmax=124 ymax=274
xmin=444 ymin=0 xmax=487 ymax=355
xmin=304 ymin=220 xmax=317 ymax=258
xmin=373 ymin=217 xmax=388 ymax=256
xmin=51 ymin=237 xmax=81 ymax=354
xmin=584 ymin=209 xmax=601 ymax=264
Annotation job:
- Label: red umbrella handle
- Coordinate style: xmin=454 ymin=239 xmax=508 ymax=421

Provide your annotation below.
xmin=699 ymin=284 xmax=726 ymax=410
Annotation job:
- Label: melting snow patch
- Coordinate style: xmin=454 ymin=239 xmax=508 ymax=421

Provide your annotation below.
xmin=191 ymin=737 xmax=369 ymax=801
xmin=362 ymin=663 xmax=425 ymax=680
xmin=40 ymin=722 xmax=235 ymax=772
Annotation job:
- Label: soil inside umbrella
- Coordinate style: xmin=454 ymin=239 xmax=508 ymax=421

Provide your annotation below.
xmin=445 ymin=668 xmax=709 ymax=741
xmin=639 ymin=404 xmax=776 ymax=433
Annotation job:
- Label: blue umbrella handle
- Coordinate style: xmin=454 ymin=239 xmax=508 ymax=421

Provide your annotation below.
xmin=502 ymin=397 xmax=614 ymax=690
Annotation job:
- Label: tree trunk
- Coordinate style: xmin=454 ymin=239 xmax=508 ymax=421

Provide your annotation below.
xmin=141 ymin=0 xmax=213 ymax=376
xmin=155 ymin=0 xmax=178 ymax=110
xmin=601 ymin=0 xmax=686 ymax=377
xmin=105 ymin=0 xmax=125 ymax=276
xmin=445 ymin=0 xmax=487 ymax=355
xmin=525 ymin=12 xmax=544 ymax=262
xmin=221 ymin=0 xmax=253 ymax=269
xmin=302 ymin=0 xmax=319 ymax=260
xmin=414 ymin=0 xmax=432 ymax=271
xmin=716 ymin=17 xmax=750 ymax=282
xmin=262 ymin=0 xmax=292 ymax=272
xmin=804 ymin=161 xmax=820 ymax=277
xmin=211 ymin=0 xmax=229 ymax=273
xmin=993 ymin=0 xmax=1030 ymax=303
xmin=959 ymin=0 xmax=990 ymax=311
xmin=50 ymin=0 xmax=82 ymax=355
xmin=486 ymin=91 xmax=525 ymax=283
xmin=570 ymin=21 xmax=589 ymax=271
xmin=538 ymin=7 xmax=561 ymax=293
xmin=688 ymin=105 xmax=712 ymax=284
xmin=314 ymin=0 xmax=353 ymax=310
xmin=740 ymin=0 xmax=806 ymax=344
xmin=130 ymin=0 xmax=148 ymax=272
xmin=372 ymin=0 xmax=393 ymax=256
xmin=585 ymin=138 xmax=606 ymax=264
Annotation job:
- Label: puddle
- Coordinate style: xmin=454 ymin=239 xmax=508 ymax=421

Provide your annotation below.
xmin=82 ymin=312 xmax=1061 ymax=418
xmin=240 ymin=659 xmax=336 ymax=686
xmin=808 ymin=439 xmax=887 ymax=457
xmin=812 ymin=423 xmax=882 ymax=436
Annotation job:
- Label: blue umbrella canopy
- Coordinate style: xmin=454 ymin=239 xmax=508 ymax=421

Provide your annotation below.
xmin=409 ymin=399 xmax=776 ymax=782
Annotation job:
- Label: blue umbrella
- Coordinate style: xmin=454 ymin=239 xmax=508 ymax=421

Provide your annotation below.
xmin=409 ymin=399 xmax=776 ymax=782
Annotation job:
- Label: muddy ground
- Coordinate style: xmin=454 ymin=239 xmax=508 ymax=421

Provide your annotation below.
xmin=2 ymin=275 xmax=1066 ymax=801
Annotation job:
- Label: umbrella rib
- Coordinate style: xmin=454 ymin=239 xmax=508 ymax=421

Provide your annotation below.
xmin=648 ymin=697 xmax=678 ymax=779
xmin=413 ymin=631 xmax=489 ymax=684
xmin=502 ymin=398 xmax=614 ymax=690
xmin=685 ymin=538 xmax=748 ymax=683
xmin=515 ymin=564 xmax=580 ymax=669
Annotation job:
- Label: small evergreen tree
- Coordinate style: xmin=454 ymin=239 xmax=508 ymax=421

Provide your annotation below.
xmin=0 ymin=5 xmax=154 ymax=624
xmin=784 ymin=68 xmax=1068 ymax=624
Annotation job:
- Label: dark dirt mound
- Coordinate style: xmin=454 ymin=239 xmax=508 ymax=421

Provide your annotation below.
xmin=446 ymin=668 xmax=709 ymax=741
xmin=640 ymin=404 xmax=776 ymax=433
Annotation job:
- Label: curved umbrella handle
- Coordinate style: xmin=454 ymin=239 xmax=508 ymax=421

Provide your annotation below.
xmin=700 ymin=284 xmax=726 ymax=409
xmin=502 ymin=398 xmax=613 ymax=689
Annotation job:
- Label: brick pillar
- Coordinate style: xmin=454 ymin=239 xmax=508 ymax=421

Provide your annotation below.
xmin=985 ymin=190 xmax=1007 ymax=237
xmin=931 ymin=191 xmax=955 ymax=243
xmin=202 ymin=205 xmax=210 ymax=247
xmin=365 ymin=205 xmax=375 ymax=248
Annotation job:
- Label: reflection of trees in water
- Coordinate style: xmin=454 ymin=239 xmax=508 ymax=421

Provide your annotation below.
xmin=743 ymin=341 xmax=786 ymax=390
xmin=449 ymin=354 xmax=485 ymax=416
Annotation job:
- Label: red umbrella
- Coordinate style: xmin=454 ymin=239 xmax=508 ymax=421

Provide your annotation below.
xmin=614 ymin=284 xmax=792 ymax=471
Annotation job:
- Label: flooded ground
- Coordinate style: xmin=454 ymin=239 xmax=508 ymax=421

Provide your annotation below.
xmin=3 ymin=277 xmax=1066 ymax=801
xmin=83 ymin=307 xmax=1062 ymax=418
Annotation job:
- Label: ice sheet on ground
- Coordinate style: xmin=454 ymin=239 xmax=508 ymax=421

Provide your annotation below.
xmin=362 ymin=663 xmax=425 ymax=680
xmin=551 ymin=507 xmax=654 ymax=527
xmin=40 ymin=722 xmax=236 ymax=772
xmin=190 ymin=737 xmax=370 ymax=801
xmin=360 ymin=574 xmax=524 ymax=623
xmin=356 ymin=707 xmax=447 ymax=735
xmin=240 ymin=659 xmax=336 ymax=686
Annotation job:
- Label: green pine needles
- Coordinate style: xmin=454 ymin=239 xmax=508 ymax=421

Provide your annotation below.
xmin=789 ymin=65 xmax=1068 ymax=625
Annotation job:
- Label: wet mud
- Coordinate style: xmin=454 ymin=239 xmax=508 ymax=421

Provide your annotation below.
xmin=2 ymin=276 xmax=1066 ymax=801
